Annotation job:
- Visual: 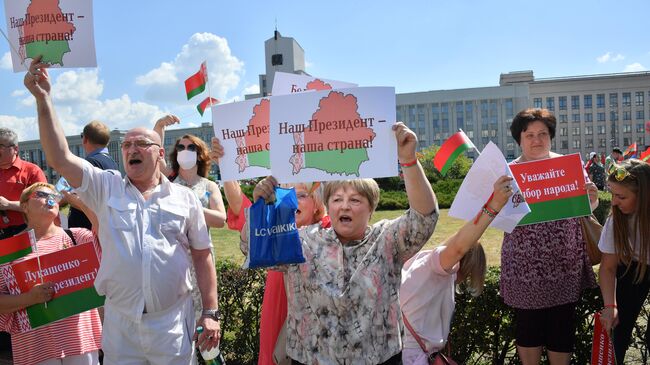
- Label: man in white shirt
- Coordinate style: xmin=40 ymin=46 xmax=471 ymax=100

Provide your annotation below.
xmin=24 ymin=57 xmax=220 ymax=365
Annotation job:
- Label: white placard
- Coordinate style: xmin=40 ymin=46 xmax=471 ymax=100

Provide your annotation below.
xmin=269 ymin=87 xmax=398 ymax=183
xmin=271 ymin=71 xmax=357 ymax=96
xmin=4 ymin=0 xmax=97 ymax=72
xmin=448 ymin=142 xmax=530 ymax=233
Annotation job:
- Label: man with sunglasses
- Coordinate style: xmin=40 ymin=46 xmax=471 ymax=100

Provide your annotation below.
xmin=67 ymin=121 xmax=119 ymax=230
xmin=23 ymin=57 xmax=221 ymax=365
xmin=0 ymin=127 xmax=47 ymax=240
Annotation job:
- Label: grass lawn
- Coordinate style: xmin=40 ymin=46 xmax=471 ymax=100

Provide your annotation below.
xmin=211 ymin=209 xmax=505 ymax=267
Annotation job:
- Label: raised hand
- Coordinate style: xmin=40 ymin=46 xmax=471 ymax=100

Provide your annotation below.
xmin=23 ymin=55 xmax=51 ymax=99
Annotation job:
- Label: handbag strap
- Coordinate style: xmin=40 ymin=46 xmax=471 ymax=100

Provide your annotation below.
xmin=402 ymin=311 xmax=430 ymax=355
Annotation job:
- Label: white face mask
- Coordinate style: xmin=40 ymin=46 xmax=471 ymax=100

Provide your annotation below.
xmin=177 ymin=150 xmax=197 ymax=170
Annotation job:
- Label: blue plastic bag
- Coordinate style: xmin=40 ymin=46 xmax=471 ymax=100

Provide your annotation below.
xmin=245 ymin=187 xmax=304 ymax=269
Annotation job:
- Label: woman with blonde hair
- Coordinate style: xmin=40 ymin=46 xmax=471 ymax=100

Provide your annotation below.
xmin=0 ymin=182 xmax=102 ymax=365
xmin=598 ymin=159 xmax=650 ymax=364
xmin=210 ymin=138 xmax=329 ymax=365
xmin=400 ymin=175 xmax=512 ymax=364
xmin=246 ymin=122 xmax=438 ymax=364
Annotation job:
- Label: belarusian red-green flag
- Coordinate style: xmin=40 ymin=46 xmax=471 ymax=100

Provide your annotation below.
xmin=640 ymin=147 xmax=650 ymax=162
xmin=185 ymin=62 xmax=207 ymax=100
xmin=0 ymin=229 xmax=34 ymax=264
xmin=197 ymin=97 xmax=219 ymax=116
xmin=433 ymin=130 xmax=476 ymax=176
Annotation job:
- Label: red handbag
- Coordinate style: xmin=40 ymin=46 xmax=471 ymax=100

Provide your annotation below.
xmin=402 ymin=312 xmax=458 ymax=365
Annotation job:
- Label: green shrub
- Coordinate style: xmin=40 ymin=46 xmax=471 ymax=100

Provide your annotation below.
xmin=215 ymin=260 xmax=649 ymax=364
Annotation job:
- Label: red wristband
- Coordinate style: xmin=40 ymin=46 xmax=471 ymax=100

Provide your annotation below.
xmin=604 ymin=304 xmax=617 ymax=309
xmin=400 ymin=159 xmax=418 ymax=168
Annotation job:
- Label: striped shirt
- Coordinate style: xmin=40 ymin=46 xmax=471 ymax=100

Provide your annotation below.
xmin=0 ymin=228 xmax=102 ymax=365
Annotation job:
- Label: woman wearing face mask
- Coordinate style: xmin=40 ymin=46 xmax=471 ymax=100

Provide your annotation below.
xmin=154 ymin=116 xmax=227 ymax=228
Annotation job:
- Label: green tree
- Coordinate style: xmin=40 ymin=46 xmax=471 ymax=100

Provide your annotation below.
xmin=417 ymin=145 xmax=473 ymax=184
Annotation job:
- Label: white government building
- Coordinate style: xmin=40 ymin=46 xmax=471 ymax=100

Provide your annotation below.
xmin=17 ymin=31 xmax=650 ymax=182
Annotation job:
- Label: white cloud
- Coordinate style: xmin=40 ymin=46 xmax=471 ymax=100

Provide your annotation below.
xmin=624 ymin=63 xmax=647 ymax=72
xmin=305 ymin=60 xmax=314 ymax=71
xmin=596 ymin=52 xmax=625 ymax=63
xmin=0 ymin=52 xmax=12 ymax=70
xmin=0 ymin=115 xmax=37 ymax=142
xmin=135 ymin=32 xmax=245 ymax=103
xmin=11 ymin=69 xmax=166 ymax=141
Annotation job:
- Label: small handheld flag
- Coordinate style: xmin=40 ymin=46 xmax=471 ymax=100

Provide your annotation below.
xmin=197 ymin=97 xmax=219 ymax=116
xmin=433 ymin=130 xmax=476 ymax=176
xmin=623 ymin=142 xmax=637 ymax=158
xmin=184 ymin=62 xmax=207 ymax=100
xmin=640 ymin=147 xmax=650 ymax=162
xmin=0 ymin=229 xmax=35 ymax=265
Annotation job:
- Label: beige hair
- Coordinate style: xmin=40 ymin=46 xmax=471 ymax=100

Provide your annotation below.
xmin=322 ymin=179 xmax=380 ymax=212
xmin=458 ymin=243 xmax=487 ymax=297
xmin=83 ymin=120 xmax=111 ymax=146
xmin=19 ymin=182 xmax=57 ymax=223
xmin=280 ymin=182 xmax=326 ymax=223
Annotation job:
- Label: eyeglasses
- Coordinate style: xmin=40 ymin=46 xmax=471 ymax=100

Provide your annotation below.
xmin=30 ymin=191 xmax=63 ymax=203
xmin=175 ymin=143 xmax=197 ymax=152
xmin=121 ymin=140 xmax=161 ymax=150
xmin=0 ymin=144 xmax=16 ymax=149
xmin=608 ymin=164 xmax=632 ymax=182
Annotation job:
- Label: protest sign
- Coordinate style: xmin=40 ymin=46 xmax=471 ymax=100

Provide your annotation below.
xmin=0 ymin=243 xmax=104 ymax=332
xmin=509 ymin=153 xmax=591 ymax=225
xmin=271 ymin=71 xmax=357 ymax=96
xmin=3 ymin=0 xmax=96 ymax=72
xmin=591 ymin=312 xmax=615 ymax=365
xmin=449 ymin=142 xmax=530 ymax=233
xmin=212 ymin=97 xmax=272 ymax=180
xmin=269 ymin=87 xmax=397 ymax=183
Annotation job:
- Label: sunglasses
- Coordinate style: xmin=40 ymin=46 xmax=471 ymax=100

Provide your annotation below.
xmin=608 ymin=164 xmax=632 ymax=182
xmin=30 ymin=190 xmax=63 ymax=203
xmin=0 ymin=144 xmax=16 ymax=149
xmin=175 ymin=143 xmax=197 ymax=152
xmin=121 ymin=140 xmax=161 ymax=150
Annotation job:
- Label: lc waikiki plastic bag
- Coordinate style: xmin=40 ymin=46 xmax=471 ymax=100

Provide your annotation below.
xmin=245 ymin=187 xmax=304 ymax=269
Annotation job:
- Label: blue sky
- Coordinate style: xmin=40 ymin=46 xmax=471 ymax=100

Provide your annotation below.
xmin=1 ymin=0 xmax=649 ymax=141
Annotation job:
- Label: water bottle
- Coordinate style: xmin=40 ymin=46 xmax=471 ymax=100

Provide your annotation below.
xmin=195 ymin=326 xmax=225 ymax=365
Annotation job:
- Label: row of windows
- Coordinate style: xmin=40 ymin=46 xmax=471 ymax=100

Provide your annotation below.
xmin=554 ymin=137 xmax=645 ymax=150
xmin=558 ymin=123 xmax=646 ymax=136
xmin=557 ymin=110 xmax=646 ymax=123
xmin=533 ymin=91 xmax=649 ymax=110
xmin=400 ymin=99 xmax=516 ymax=125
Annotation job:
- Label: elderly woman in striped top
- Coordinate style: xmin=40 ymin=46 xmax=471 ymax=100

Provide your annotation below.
xmin=0 ymin=182 xmax=102 ymax=365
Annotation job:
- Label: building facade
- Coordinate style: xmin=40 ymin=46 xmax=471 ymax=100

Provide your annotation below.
xmin=397 ymin=70 xmax=650 ymax=160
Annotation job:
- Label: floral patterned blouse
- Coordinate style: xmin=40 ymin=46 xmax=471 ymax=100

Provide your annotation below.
xmin=275 ymin=208 xmax=438 ymax=365
xmin=500 ymin=217 xmax=597 ymax=309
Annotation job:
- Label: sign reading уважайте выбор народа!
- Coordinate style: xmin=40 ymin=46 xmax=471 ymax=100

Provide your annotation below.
xmin=270 ymin=87 xmax=397 ymax=182
xmin=509 ymin=153 xmax=592 ymax=225
xmin=3 ymin=0 xmax=96 ymax=72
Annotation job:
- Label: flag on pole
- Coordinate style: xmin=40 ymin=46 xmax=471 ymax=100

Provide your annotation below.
xmin=184 ymin=62 xmax=208 ymax=100
xmin=640 ymin=147 xmax=650 ymax=162
xmin=197 ymin=97 xmax=219 ymax=116
xmin=433 ymin=130 xmax=476 ymax=176
xmin=0 ymin=229 xmax=35 ymax=265
xmin=623 ymin=142 xmax=637 ymax=158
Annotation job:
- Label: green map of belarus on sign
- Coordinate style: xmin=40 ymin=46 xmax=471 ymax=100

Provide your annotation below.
xmin=289 ymin=91 xmax=376 ymax=176
xmin=21 ymin=0 xmax=76 ymax=65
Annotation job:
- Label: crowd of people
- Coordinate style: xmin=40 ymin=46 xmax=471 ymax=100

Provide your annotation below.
xmin=0 ymin=56 xmax=648 ymax=365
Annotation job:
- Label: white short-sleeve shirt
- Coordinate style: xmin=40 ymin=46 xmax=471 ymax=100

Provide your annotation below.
xmin=598 ymin=215 xmax=646 ymax=263
xmin=75 ymin=161 xmax=211 ymax=322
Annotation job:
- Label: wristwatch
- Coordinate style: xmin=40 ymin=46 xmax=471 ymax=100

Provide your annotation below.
xmin=201 ymin=308 xmax=221 ymax=321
